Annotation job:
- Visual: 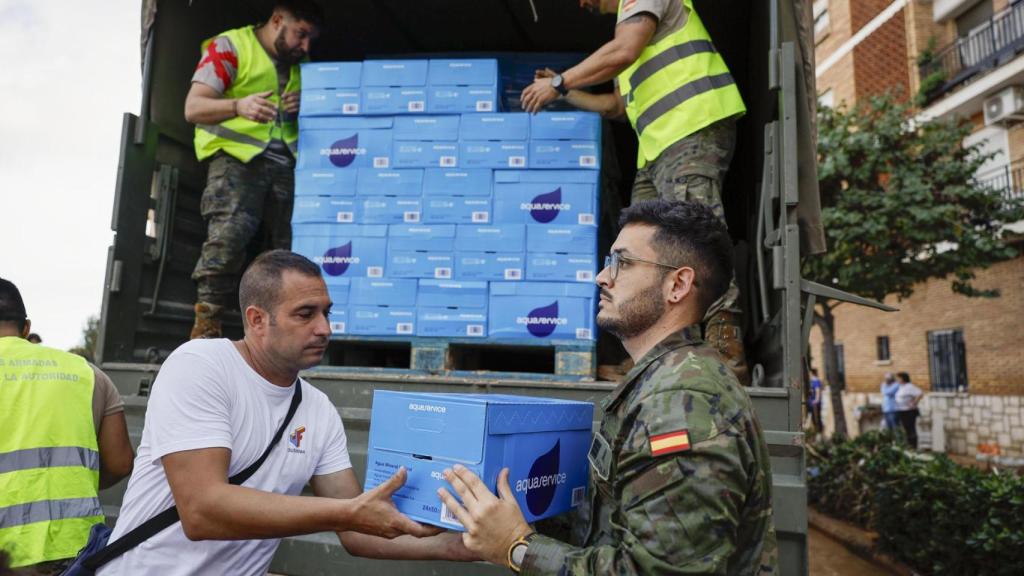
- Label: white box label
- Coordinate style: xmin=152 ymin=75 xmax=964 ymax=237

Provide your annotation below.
xmin=373 ymin=157 xmax=390 ymax=168
xmin=435 ymin=267 xmax=452 ymax=279
xmin=342 ymin=103 xmax=359 ymax=114
xmin=576 ymin=328 xmax=592 ymax=340
xmin=330 ymin=321 xmax=346 ymax=334
xmin=439 ymin=156 xmax=457 ymax=167
xmin=579 ymin=155 xmax=597 ymax=167
xmin=572 ymin=486 xmax=586 ymax=507
xmin=408 ymin=100 xmax=426 ymax=112
xmin=367 ymin=266 xmax=384 ymax=278
xmin=336 ymin=211 xmax=354 ymax=223
xmin=403 ymin=211 xmax=421 ymax=223
xmin=576 ymin=270 xmax=594 ymax=282
xmin=504 ymin=268 xmax=522 ymax=280
xmin=466 ymin=324 xmax=485 ymax=337
xmin=508 ymin=156 xmax=526 ymax=168
xmin=475 ymin=100 xmax=494 ymax=112
xmin=578 ymin=213 xmax=595 ymax=225
xmin=396 ymin=322 xmax=414 ymax=335
xmin=471 ymin=211 xmax=490 ymax=223
xmin=440 ymin=502 xmax=464 ymax=527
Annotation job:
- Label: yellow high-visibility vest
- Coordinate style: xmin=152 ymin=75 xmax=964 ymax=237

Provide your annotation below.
xmin=617 ymin=0 xmax=746 ymax=168
xmin=0 ymin=336 xmax=101 ymax=568
xmin=193 ymin=25 xmax=301 ymax=163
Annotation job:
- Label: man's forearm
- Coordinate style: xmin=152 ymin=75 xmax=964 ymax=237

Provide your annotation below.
xmin=561 ymin=40 xmax=637 ymax=91
xmin=340 ymin=531 xmax=465 ymax=561
xmin=564 ymin=91 xmax=624 ymax=119
xmin=185 ymin=94 xmax=237 ymax=125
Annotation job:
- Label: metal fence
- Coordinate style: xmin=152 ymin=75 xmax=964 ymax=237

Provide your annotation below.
xmin=975 ymin=163 xmax=1024 ymax=203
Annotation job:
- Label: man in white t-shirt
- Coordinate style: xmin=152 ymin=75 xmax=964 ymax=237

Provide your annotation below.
xmin=99 ymin=250 xmax=472 ymax=575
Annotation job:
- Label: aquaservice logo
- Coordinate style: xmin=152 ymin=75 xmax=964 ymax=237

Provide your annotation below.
xmin=522 ymin=187 xmax=569 ymax=223
xmin=514 ymin=440 xmax=566 ymax=516
xmin=322 ymin=134 xmax=366 ymax=168
xmin=516 ymin=301 xmax=567 ymax=338
xmin=317 ymin=242 xmax=360 ymax=276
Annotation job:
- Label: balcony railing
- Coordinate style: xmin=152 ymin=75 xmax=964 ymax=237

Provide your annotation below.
xmin=975 ymin=162 xmax=1024 ymax=203
xmin=919 ymin=2 xmax=1024 ymax=104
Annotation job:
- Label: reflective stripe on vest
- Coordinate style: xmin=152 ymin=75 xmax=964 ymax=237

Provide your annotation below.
xmin=193 ymin=25 xmax=301 ymax=163
xmin=617 ymin=0 xmax=745 ymax=168
xmin=0 ymin=337 xmax=102 ymax=568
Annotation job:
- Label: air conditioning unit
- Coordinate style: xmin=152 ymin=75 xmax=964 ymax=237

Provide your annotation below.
xmin=983 ymin=86 xmax=1024 ymax=125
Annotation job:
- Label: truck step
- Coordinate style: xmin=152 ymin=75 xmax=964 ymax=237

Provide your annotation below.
xmin=320 ymin=335 xmax=596 ymax=379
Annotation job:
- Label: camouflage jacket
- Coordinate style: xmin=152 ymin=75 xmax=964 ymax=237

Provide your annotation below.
xmin=522 ymin=325 xmax=778 ymax=575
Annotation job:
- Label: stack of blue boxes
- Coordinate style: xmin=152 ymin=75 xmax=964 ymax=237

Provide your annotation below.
xmin=292 ymin=59 xmax=600 ymax=343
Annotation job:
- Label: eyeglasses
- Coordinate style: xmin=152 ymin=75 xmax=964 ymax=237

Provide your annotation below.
xmin=603 ymin=252 xmax=684 ymax=281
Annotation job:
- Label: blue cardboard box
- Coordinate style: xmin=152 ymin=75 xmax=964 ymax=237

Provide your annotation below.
xmin=356 ymin=169 xmax=424 ymax=197
xmin=388 ymin=224 xmax=457 ymax=252
xmin=417 ymin=279 xmax=488 ymax=309
xmin=459 ymin=113 xmax=530 ymax=141
xmin=388 ymin=251 xmax=455 ymax=279
xmin=423 ymin=196 xmax=492 ymax=224
xmin=455 ymin=224 xmax=526 ymax=253
xmin=455 ymin=252 xmax=525 ymax=281
xmin=301 ymin=61 xmax=362 ymax=89
xmin=527 ymin=253 xmax=599 ymax=283
xmin=361 ymin=87 xmax=428 ymax=115
xmin=416 ymin=308 xmax=488 ymax=338
xmin=327 ymin=280 xmax=351 ymax=306
xmin=529 ymin=140 xmax=600 ymax=170
xmin=428 ymin=86 xmax=499 ymax=114
xmin=294 ymin=169 xmax=358 ymax=197
xmin=297 ymin=117 xmax=393 ymax=170
xmin=427 ymin=59 xmax=498 ymax=86
xmin=488 ymin=282 xmax=597 ymax=341
xmin=460 ymin=141 xmax=528 ymax=169
xmin=393 ymin=142 xmax=460 ymax=168
xmin=329 ymin=308 xmax=348 ymax=335
xmin=423 ymin=169 xmax=492 ymax=197
xmin=492 ymin=171 xmax=598 ymax=226
xmin=291 ymin=196 xmax=358 ymax=224
xmin=394 ymin=116 xmax=460 ymax=141
xmin=364 ymin=391 xmax=594 ymax=529
xmin=362 ymin=60 xmax=429 ymax=86
xmin=291 ymin=224 xmax=388 ymax=281
xmin=360 ymin=197 xmax=422 ymax=224
xmin=529 ymin=112 xmax=601 ymax=141
xmin=526 ymin=225 xmax=597 ymax=254
xmin=350 ymin=277 xmax=418 ymax=306
xmin=299 ymin=89 xmax=362 ymax=116
xmin=349 ymin=306 xmax=416 ymax=336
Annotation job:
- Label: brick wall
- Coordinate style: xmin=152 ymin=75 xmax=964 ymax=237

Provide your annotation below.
xmin=808 ymin=252 xmax=1024 ymax=396
xmin=853 ymin=7 xmax=911 ymax=99
xmin=904 ymin=0 xmax=957 ymax=94
xmin=850 ymin=0 xmax=897 ymax=30
xmin=817 ymin=53 xmax=857 ymax=106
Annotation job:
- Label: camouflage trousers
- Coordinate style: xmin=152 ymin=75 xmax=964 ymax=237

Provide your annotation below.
xmin=630 ymin=119 xmax=747 ymax=380
xmin=192 ymin=152 xmax=295 ymax=308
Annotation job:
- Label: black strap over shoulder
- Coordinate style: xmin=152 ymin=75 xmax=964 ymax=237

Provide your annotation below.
xmin=83 ymin=380 xmax=303 ymax=570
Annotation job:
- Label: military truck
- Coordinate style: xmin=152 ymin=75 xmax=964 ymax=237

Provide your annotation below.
xmin=96 ymin=1 xmax=828 ymax=573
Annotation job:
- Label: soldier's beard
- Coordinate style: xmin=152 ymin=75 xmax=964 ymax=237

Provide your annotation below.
xmin=597 ymin=283 xmax=665 ymax=340
xmin=274 ymin=28 xmax=306 ymax=65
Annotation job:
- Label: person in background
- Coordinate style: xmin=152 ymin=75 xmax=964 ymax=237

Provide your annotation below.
xmin=880 ymin=372 xmax=900 ymax=433
xmin=521 ymin=0 xmax=750 ymax=385
xmin=26 ymin=333 xmax=41 ymax=344
xmin=0 ymin=278 xmax=134 ymax=573
xmin=894 ymin=372 xmax=923 ymax=450
xmin=808 ymin=368 xmax=823 ymax=433
xmin=186 ymin=0 xmax=323 ymax=340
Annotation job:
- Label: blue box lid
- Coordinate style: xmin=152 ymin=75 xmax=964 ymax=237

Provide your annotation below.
xmin=455 ymin=225 xmax=526 ymax=252
xmin=529 ymin=112 xmax=601 ymax=140
xmin=418 ymin=279 xmax=488 ymax=309
xmin=459 ymin=113 xmax=530 ymax=141
xmin=291 ymin=223 xmax=388 ymax=238
xmin=350 ymin=277 xmax=418 ymax=306
xmin=327 ymin=279 xmax=351 ymax=306
xmin=423 ymin=169 xmax=492 ymax=196
xmin=362 ymin=59 xmax=429 ymax=86
xmin=493 ymin=170 xmax=599 ymax=184
xmin=299 ymin=116 xmax=394 ymax=131
xmin=356 ymin=169 xmax=424 ymax=196
xmin=295 ymin=169 xmax=359 ymax=196
xmin=393 ymin=115 xmax=461 ymax=141
xmin=428 ymin=59 xmax=499 ymax=86
xmin=389 ymin=224 xmax=457 ymax=251
xmin=490 ymin=281 xmax=597 ymax=299
xmin=526 ymin=225 xmax=597 ymax=254
xmin=301 ymin=61 xmax=362 ymax=89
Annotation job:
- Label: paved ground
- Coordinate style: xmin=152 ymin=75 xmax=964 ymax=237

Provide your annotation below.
xmin=808 ymin=526 xmax=894 ymax=576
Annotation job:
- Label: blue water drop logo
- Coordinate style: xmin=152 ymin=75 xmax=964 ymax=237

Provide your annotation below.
xmin=529 ymin=187 xmax=562 ymax=223
xmin=322 ymin=242 xmax=353 ymax=276
xmin=526 ymin=440 xmax=561 ymax=516
xmin=527 ymin=301 xmax=559 ymax=338
xmin=329 ymin=134 xmax=360 ymax=167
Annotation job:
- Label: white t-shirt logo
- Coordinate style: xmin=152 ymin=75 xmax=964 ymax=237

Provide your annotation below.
xmin=288 ymin=425 xmax=307 ymax=453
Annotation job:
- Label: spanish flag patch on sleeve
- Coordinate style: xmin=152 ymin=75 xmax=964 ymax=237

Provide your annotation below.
xmin=650 ymin=430 xmax=691 ymax=456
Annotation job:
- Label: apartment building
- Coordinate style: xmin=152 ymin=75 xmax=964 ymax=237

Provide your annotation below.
xmin=809 ymin=0 xmax=1024 ymax=458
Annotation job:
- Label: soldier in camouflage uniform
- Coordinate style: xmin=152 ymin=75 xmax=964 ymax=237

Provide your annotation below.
xmin=439 ymin=200 xmax=778 ymax=575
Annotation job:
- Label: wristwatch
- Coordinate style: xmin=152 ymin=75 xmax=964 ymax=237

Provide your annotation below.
xmin=507 ymin=532 xmax=537 ymax=574
xmin=551 ymin=73 xmax=569 ymax=96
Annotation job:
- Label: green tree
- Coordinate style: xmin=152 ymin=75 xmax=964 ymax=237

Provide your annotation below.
xmin=806 ymin=93 xmax=1024 ymax=438
xmin=68 ymin=314 xmax=99 ymax=364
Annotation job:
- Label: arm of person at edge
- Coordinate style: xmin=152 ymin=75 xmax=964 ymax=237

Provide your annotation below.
xmin=161 ymin=448 xmax=443 ymax=542
xmin=97 ymin=411 xmax=134 ymax=489
xmin=184 ymin=81 xmax=281 ymax=126
xmin=310 ymin=468 xmax=479 ymax=561
xmin=520 ymin=13 xmax=657 ymax=113
xmin=533 ymin=68 xmax=626 ymax=120
xmin=439 ymin=441 xmax=748 ymax=574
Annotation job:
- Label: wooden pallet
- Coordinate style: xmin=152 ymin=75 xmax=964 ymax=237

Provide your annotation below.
xmin=321 ymin=334 xmax=596 ymax=379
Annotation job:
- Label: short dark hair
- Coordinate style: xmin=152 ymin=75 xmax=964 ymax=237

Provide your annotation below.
xmin=275 ymin=0 xmax=325 ymax=28
xmin=897 ymin=372 xmax=911 ymax=383
xmin=618 ymin=199 xmax=734 ymax=314
xmin=239 ymin=250 xmax=323 ymax=317
xmin=0 ymin=277 xmax=27 ymax=333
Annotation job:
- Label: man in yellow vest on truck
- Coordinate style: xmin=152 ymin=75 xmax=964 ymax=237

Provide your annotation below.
xmin=521 ymin=0 xmax=749 ymax=384
xmin=0 ymin=278 xmax=134 ymax=573
xmin=186 ymin=0 xmax=323 ymax=339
